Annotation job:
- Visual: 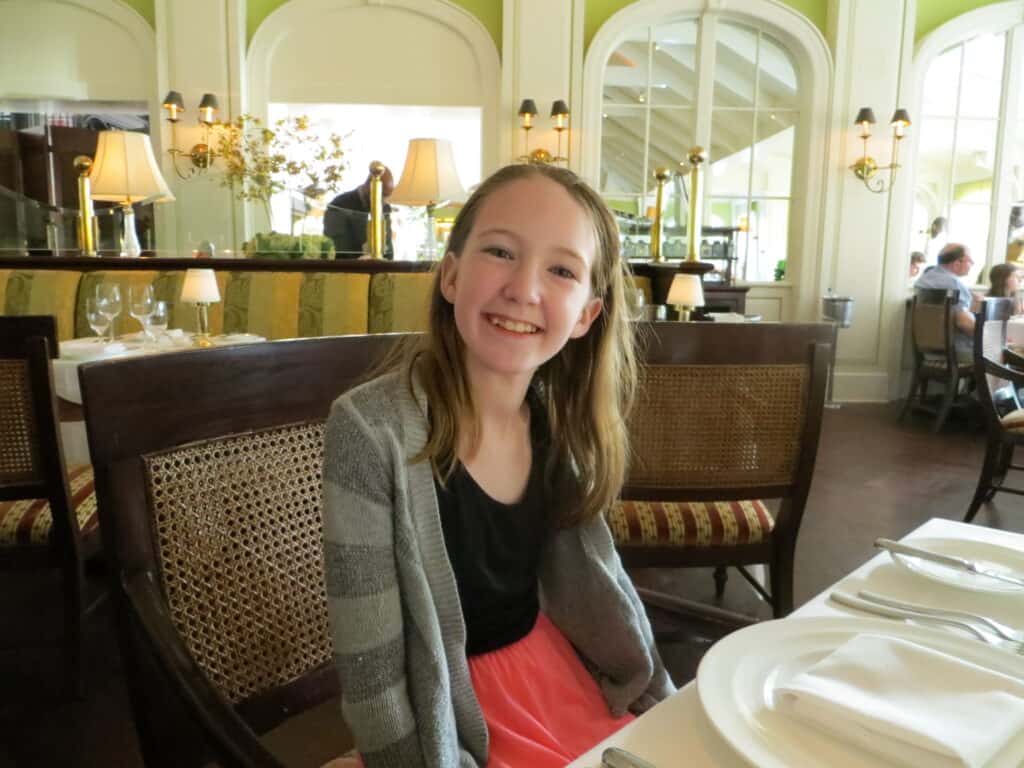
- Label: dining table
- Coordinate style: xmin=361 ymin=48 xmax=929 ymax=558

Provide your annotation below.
xmin=570 ymin=517 xmax=1024 ymax=768
xmin=56 ymin=331 xmax=266 ymax=465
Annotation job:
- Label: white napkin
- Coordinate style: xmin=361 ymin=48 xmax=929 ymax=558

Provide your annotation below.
xmin=773 ymin=634 xmax=1024 ymax=768
xmin=165 ymin=328 xmax=185 ymax=339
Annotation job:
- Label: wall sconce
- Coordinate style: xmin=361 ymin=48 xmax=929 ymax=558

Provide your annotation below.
xmin=849 ymin=106 xmax=911 ymax=194
xmin=517 ymin=98 xmax=570 ymax=165
xmin=161 ymin=90 xmax=220 ymax=179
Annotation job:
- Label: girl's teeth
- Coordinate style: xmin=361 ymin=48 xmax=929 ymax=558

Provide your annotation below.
xmin=490 ymin=316 xmax=537 ymax=333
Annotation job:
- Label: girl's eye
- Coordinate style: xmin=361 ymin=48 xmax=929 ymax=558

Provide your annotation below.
xmin=484 ymin=246 xmax=512 ymax=259
xmin=551 ymin=265 xmax=578 ymax=280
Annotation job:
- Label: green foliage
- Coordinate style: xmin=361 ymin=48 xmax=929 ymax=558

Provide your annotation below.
xmin=215 ymin=114 xmax=347 ymax=219
xmin=242 ymin=232 xmax=336 ymax=260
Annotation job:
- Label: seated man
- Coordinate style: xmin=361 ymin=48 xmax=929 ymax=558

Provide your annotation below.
xmin=913 ymin=242 xmax=977 ymax=363
xmin=323 ymin=164 xmax=394 ymax=257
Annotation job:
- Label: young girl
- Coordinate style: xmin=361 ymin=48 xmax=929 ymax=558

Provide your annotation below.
xmin=322 ymin=163 xmax=674 ymax=767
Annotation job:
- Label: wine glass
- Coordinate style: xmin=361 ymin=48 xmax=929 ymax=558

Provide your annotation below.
xmin=86 ymin=297 xmax=111 ymax=342
xmin=149 ymin=300 xmax=169 ymax=341
xmin=129 ymin=284 xmax=155 ymax=341
xmin=95 ymin=283 xmax=122 ymax=342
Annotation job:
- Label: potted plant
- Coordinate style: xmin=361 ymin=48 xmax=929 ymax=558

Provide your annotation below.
xmin=215 ymin=114 xmax=347 ymax=256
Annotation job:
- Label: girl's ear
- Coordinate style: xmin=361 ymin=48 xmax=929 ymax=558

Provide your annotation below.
xmin=439 ymin=251 xmax=459 ymax=304
xmin=569 ymin=296 xmax=604 ymax=339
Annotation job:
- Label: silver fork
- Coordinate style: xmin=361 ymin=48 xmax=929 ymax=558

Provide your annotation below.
xmin=858 ymin=590 xmax=1024 ymax=643
xmin=830 ymin=591 xmax=1024 ymax=654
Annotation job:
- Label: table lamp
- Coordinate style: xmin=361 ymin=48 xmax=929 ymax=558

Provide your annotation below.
xmin=667 ymin=274 xmax=704 ymax=321
xmin=180 ymin=268 xmax=220 ymax=347
xmin=390 ymin=138 xmax=466 ymax=259
xmin=89 ymin=131 xmax=174 ymax=257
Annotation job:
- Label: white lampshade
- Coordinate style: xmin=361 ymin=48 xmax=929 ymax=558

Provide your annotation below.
xmin=90 ymin=130 xmax=175 ymax=205
xmin=180 ymin=269 xmax=220 ymax=304
xmin=390 ymin=138 xmax=466 ymax=207
xmin=667 ymin=274 xmax=705 ymax=307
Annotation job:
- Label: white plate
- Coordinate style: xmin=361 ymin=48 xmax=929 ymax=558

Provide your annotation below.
xmin=891 ymin=536 xmax=1024 ymax=594
xmin=697 ymin=617 xmax=1024 ymax=768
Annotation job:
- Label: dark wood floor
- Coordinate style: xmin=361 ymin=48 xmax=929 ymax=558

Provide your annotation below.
xmin=3 ymin=403 xmax=1023 ymax=768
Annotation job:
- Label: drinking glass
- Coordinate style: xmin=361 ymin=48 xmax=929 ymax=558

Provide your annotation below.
xmin=129 ymin=284 xmax=155 ymax=341
xmin=149 ymin=300 xmax=169 ymax=340
xmin=86 ymin=297 xmax=110 ymax=341
xmin=95 ymin=283 xmax=122 ymax=342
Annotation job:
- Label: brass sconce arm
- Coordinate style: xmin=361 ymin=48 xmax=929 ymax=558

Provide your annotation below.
xmin=162 ymin=90 xmax=221 ymax=179
xmin=516 ymin=98 xmax=570 ymax=165
xmin=849 ymin=107 xmax=911 ymax=194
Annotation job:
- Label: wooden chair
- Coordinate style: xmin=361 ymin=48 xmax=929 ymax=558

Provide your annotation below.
xmin=607 ymin=321 xmax=831 ymax=618
xmin=0 ymin=315 xmax=102 ymax=698
xmin=899 ymin=287 xmax=975 ymax=432
xmin=965 ymin=298 xmax=1024 ymax=523
xmin=79 ymin=333 xmax=405 ymax=768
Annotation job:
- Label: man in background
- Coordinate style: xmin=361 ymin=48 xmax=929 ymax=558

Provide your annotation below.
xmin=914 ymin=242 xmax=978 ymax=362
xmin=323 ymin=164 xmax=394 ymax=257
xmin=924 ymin=216 xmax=948 ymax=263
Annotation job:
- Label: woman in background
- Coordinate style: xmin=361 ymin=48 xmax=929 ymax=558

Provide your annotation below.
xmin=988 ymin=262 xmax=1023 ymax=315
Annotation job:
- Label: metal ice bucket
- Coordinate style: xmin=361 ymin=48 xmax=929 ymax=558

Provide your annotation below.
xmin=822 ymin=295 xmax=855 ymax=328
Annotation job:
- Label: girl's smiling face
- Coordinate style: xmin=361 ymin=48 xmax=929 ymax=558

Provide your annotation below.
xmin=439 ymin=175 xmax=604 ymax=387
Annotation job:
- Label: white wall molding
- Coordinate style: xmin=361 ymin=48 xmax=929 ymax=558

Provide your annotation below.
xmin=247 ymin=0 xmax=502 ymax=177
xmin=580 ymin=0 xmax=833 ymax=327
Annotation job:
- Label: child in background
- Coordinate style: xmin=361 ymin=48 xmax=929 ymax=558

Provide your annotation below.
xmin=322 ymin=164 xmax=674 ymax=767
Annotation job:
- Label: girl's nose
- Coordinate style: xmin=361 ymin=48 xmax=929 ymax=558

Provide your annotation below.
xmin=502 ymin=259 xmax=541 ymax=304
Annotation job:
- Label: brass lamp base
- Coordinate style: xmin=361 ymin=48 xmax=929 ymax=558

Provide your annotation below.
xmin=675 ymin=305 xmax=693 ymax=322
xmin=193 ymin=303 xmax=214 ymax=347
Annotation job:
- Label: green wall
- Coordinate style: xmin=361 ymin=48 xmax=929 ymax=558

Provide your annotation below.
xmin=118 ymin=0 xmax=154 ymax=28
xmin=246 ymin=0 xmax=502 ymax=52
xmin=583 ymin=0 xmax=829 ymax=51
xmin=916 ymin=0 xmax=1005 ymax=41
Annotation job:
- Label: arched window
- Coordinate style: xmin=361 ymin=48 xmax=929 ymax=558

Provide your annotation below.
xmin=596 ymin=14 xmax=800 ymax=283
xmin=913 ymin=11 xmax=1024 ymax=280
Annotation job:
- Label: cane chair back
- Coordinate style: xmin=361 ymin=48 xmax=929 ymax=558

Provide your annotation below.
xmin=900 ymin=288 xmax=975 ymax=431
xmin=911 ymin=288 xmax=955 ymax=357
xmin=80 ymin=333 xmax=407 ymax=768
xmin=609 ymin=322 xmax=830 ymax=617
xmin=0 ymin=315 xmax=101 ymax=697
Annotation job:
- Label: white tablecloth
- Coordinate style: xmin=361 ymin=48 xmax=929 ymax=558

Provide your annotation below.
xmin=56 ymin=333 xmax=265 ymax=464
xmin=1006 ymin=316 xmax=1024 ymax=347
xmin=568 ymin=518 xmax=1024 ymax=768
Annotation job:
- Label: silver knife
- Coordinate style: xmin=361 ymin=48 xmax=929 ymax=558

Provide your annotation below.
xmin=875 ymin=538 xmax=1024 ymax=588
xmin=602 ymin=747 xmax=657 ymax=768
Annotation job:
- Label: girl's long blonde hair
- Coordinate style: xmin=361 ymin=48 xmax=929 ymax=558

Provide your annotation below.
xmin=396 ymin=163 xmax=637 ymax=529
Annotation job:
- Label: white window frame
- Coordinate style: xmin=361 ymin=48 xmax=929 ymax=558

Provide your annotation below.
xmin=581 ymin=0 xmax=831 ymax=313
xmin=893 ymin=2 xmax=1024 ymax=281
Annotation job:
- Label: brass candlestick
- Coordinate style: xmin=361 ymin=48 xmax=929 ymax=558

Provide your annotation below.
xmin=74 ymin=155 xmax=98 ymax=256
xmin=367 ymin=161 xmax=386 ymax=259
xmin=650 ymin=167 xmax=671 ymax=263
xmin=684 ymin=146 xmax=706 ymax=263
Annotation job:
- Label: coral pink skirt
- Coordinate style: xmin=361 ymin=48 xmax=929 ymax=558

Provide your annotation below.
xmin=470 ymin=612 xmax=634 ymax=767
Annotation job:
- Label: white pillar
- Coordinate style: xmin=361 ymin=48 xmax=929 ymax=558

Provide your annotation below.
xmin=502 ymin=0 xmax=585 ymax=171
xmin=154 ymin=0 xmax=247 ymax=256
xmin=823 ymin=0 xmax=917 ymax=401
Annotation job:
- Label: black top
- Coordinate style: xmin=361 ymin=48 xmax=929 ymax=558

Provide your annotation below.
xmin=436 ymin=403 xmax=550 ymax=656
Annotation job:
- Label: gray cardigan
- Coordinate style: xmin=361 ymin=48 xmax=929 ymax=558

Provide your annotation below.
xmin=322 ymin=372 xmax=675 ymax=768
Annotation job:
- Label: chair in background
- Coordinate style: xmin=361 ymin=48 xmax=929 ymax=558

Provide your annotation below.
xmin=80 ymin=333 xmax=405 ymax=768
xmin=899 ymin=287 xmax=975 ymax=432
xmin=0 ymin=315 xmax=102 ymax=697
xmin=965 ymin=298 xmax=1024 ymax=523
xmin=607 ymin=321 xmax=831 ymax=618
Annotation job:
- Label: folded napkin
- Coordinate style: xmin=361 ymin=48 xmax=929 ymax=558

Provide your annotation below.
xmin=773 ymin=634 xmax=1024 ymax=768
xmin=101 ymin=342 xmax=128 ymax=354
xmin=165 ymin=328 xmax=185 ymax=338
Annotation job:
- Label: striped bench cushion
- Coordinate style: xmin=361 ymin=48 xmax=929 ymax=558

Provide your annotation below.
xmin=608 ymin=499 xmax=774 ymax=548
xmin=0 ymin=465 xmax=98 ymax=548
